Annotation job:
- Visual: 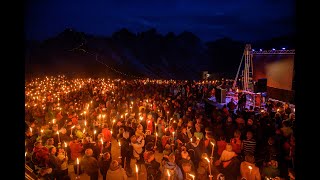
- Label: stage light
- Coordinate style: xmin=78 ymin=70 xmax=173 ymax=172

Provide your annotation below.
xmin=260 ymin=49 xmax=262 ymax=51
xmin=252 ymin=49 xmax=255 ymax=51
xmin=282 ymin=48 xmax=285 ymax=50
xmin=272 ymin=48 xmax=275 ymax=50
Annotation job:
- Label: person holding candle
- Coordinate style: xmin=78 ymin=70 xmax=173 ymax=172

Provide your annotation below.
xmin=177 ymin=126 xmax=190 ymax=149
xmin=161 ymin=153 xmax=183 ymax=180
xmin=131 ymin=135 xmax=145 ymax=167
xmin=47 ymin=146 xmax=60 ymax=180
xmin=240 ymin=154 xmax=261 ymax=180
xmin=98 ymin=152 xmax=112 ymax=180
xmin=197 ymin=153 xmax=211 ymax=180
xmin=56 ymin=147 xmax=69 ymax=180
xmin=81 ymin=148 xmax=99 ymax=180
xmin=69 ymin=138 xmax=83 ymax=175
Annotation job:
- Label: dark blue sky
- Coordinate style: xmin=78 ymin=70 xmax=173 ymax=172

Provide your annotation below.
xmin=25 ymin=0 xmax=295 ymax=42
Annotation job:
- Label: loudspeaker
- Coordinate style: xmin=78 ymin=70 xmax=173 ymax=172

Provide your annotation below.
xmin=256 ymin=78 xmax=267 ymax=92
xmin=215 ymin=88 xmax=226 ymax=103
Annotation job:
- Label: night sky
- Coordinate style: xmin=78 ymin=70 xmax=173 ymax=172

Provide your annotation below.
xmin=25 ymin=0 xmax=295 ymax=42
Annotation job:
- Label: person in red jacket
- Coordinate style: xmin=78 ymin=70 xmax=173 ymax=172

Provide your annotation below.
xmin=69 ymin=138 xmax=83 ymax=175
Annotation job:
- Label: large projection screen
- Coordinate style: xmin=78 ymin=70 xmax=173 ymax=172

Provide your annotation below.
xmin=252 ymin=54 xmax=294 ymax=91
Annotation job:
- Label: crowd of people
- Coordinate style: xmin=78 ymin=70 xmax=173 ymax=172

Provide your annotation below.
xmin=25 ymin=76 xmax=295 ymax=180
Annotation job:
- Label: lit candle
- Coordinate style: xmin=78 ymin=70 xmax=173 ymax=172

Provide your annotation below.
xmin=189 ymin=173 xmax=195 ymax=180
xmin=248 ymin=165 xmax=252 ymax=175
xmin=210 ymin=142 xmax=215 ymax=158
xmin=167 ymin=169 xmax=170 ymax=180
xmin=94 ymin=130 xmax=96 ymax=141
xmin=57 ymin=131 xmax=60 ymax=143
xmin=155 ymin=132 xmax=158 ymax=145
xmin=41 ymin=129 xmax=44 ymax=136
xmin=100 ymin=138 xmax=104 ymax=154
xmin=84 ymin=120 xmax=87 ymax=127
xmin=119 ymin=141 xmax=122 ymax=159
xmin=84 ymin=111 xmax=86 ymax=120
xmin=71 ymin=125 xmax=75 ymax=136
xmin=112 ymin=119 xmax=116 ymax=129
xmin=77 ymin=158 xmax=80 ymax=176
xmin=205 ymin=157 xmax=213 ymax=179
xmin=52 ymin=119 xmax=56 ymax=124
xmin=135 ymin=164 xmax=139 ymax=180
xmin=64 ymin=142 xmax=67 ymax=156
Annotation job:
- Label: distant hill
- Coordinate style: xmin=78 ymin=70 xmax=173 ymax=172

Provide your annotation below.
xmin=25 ymin=28 xmax=295 ymax=80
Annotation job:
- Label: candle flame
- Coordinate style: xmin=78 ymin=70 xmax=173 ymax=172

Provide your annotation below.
xmin=248 ymin=165 xmax=252 ymax=170
xmin=167 ymin=169 xmax=170 ymax=177
xmin=189 ymin=173 xmax=195 ymax=178
xmin=101 ymin=138 xmax=103 ymax=145
xmin=77 ymin=158 xmax=79 ymax=164
xmin=30 ymin=127 xmax=32 ymax=133
xmin=118 ymin=141 xmax=121 ymax=147
xmin=64 ymin=142 xmax=67 ymax=147
xmin=135 ymin=164 xmax=138 ymax=173
xmin=156 ymin=132 xmax=158 ymax=136
xmin=71 ymin=125 xmax=75 ymax=129
xmin=94 ymin=130 xmax=96 ymax=134
xmin=211 ymin=142 xmax=215 ymax=147
xmin=41 ymin=129 xmax=43 ymax=133
xmin=205 ymin=157 xmax=210 ymax=163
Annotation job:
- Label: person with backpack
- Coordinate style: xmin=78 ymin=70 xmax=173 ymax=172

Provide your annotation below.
xmin=161 ymin=153 xmax=183 ymax=180
xmin=145 ymin=151 xmax=161 ymax=180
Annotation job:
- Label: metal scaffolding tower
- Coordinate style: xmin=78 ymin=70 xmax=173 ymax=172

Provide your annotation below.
xmin=233 ymin=44 xmax=253 ymax=91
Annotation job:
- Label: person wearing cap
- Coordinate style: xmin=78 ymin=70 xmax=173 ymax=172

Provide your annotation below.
xmin=81 ymin=148 xmax=99 ymax=180
xmin=106 ymin=160 xmax=128 ymax=180
xmin=145 ymin=151 xmax=161 ymax=179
